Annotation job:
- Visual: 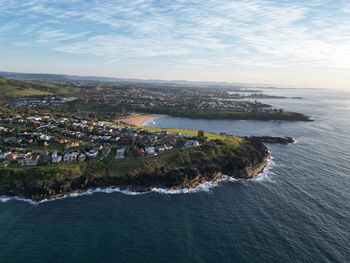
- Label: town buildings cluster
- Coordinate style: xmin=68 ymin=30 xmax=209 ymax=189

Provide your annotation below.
xmin=7 ymin=97 xmax=77 ymax=108
xmin=0 ymin=113 xmax=203 ymax=168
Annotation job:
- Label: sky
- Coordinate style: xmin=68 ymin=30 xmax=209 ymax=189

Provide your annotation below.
xmin=0 ymin=0 xmax=349 ymax=89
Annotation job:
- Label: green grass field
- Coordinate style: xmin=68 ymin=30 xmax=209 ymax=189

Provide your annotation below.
xmin=0 ymin=76 xmax=75 ymax=97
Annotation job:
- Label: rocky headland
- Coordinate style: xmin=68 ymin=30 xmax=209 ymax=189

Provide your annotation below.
xmin=0 ymin=138 xmax=269 ymax=201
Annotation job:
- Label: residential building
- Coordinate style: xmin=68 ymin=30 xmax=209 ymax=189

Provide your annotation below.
xmin=85 ymin=149 xmax=99 ymax=159
xmin=51 ymin=151 xmax=62 ymax=163
xmin=63 ymin=152 xmax=79 ymax=162
xmin=116 ymin=148 xmax=126 ymax=159
xmin=25 ymin=154 xmax=40 ymax=166
xmin=145 ymin=146 xmax=155 ymax=155
xmin=184 ymin=140 xmax=200 ymax=148
xmin=78 ymin=153 xmax=87 ymax=162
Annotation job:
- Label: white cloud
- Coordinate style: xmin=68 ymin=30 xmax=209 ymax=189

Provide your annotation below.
xmin=36 ymin=28 xmax=91 ymax=43
xmin=0 ymin=21 xmax=18 ymax=33
xmin=1 ymin=0 xmax=350 ymax=82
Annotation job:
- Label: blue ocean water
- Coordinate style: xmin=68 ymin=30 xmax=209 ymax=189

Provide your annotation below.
xmin=1 ymin=89 xmax=350 ymax=262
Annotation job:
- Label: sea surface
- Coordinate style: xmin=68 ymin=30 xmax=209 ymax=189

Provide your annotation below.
xmin=1 ymin=89 xmax=350 ymax=262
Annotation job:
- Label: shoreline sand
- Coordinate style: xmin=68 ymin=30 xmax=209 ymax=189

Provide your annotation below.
xmin=118 ymin=114 xmax=164 ymax=126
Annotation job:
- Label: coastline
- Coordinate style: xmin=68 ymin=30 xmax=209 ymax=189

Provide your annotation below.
xmin=0 ymin=155 xmax=270 ymax=204
xmin=118 ymin=114 xmax=165 ymax=126
xmin=0 ymin=139 xmax=269 ymax=202
xmin=129 ymin=109 xmax=312 ymax=122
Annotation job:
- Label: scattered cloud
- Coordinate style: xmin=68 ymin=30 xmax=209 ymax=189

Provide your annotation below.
xmin=0 ymin=0 xmax=350 ymax=86
xmin=0 ymin=21 xmax=18 ymax=33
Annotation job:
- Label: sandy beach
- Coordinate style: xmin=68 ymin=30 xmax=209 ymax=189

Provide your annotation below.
xmin=118 ymin=114 xmax=163 ymax=126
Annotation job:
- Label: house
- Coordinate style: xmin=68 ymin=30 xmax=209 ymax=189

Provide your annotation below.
xmin=157 ymin=146 xmax=165 ymax=152
xmin=164 ymin=145 xmax=173 ymax=150
xmin=25 ymin=154 xmax=40 ymax=166
xmin=78 ymin=153 xmax=87 ymax=162
xmin=40 ymin=134 xmax=52 ymax=141
xmin=145 ymin=146 xmax=156 ymax=155
xmin=51 ymin=151 xmax=62 ymax=163
xmin=17 ymin=157 xmax=26 ymax=166
xmin=66 ymin=141 xmax=80 ymax=148
xmin=5 ymin=152 xmax=18 ymax=161
xmin=116 ymin=148 xmax=126 ymax=159
xmin=135 ymin=148 xmax=145 ymax=157
xmin=184 ymin=140 xmax=200 ymax=148
xmin=63 ymin=152 xmax=79 ymax=162
xmin=101 ymin=147 xmax=111 ymax=159
xmin=1 ymin=151 xmax=11 ymax=160
xmin=85 ymin=149 xmax=99 ymax=159
xmin=27 ymin=116 xmax=42 ymax=122
xmin=0 ymin=160 xmax=9 ymax=168
xmin=40 ymin=152 xmax=51 ymax=163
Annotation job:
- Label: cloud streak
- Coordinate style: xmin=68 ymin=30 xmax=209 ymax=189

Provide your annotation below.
xmin=1 ymin=0 xmax=350 ymax=87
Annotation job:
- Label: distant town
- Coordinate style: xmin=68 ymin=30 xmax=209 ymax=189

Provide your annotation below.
xmin=0 ymin=112 xmax=207 ymax=169
xmin=0 ymin=75 xmax=309 ymax=122
xmin=0 ymin=74 xmax=299 ymax=200
xmin=0 ymin=75 xmax=311 ymax=170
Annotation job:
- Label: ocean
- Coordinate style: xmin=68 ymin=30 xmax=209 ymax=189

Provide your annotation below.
xmin=1 ymin=89 xmax=349 ymax=262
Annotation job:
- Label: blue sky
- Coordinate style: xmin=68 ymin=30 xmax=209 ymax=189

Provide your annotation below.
xmin=0 ymin=0 xmax=349 ymax=89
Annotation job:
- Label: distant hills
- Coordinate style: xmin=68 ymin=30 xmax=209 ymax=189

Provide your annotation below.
xmin=0 ymin=75 xmax=76 ymax=98
xmin=0 ymin=71 xmax=254 ymax=88
xmin=0 ymin=71 xmax=321 ymax=92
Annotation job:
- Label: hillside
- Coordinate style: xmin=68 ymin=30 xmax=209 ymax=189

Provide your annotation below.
xmin=0 ymin=76 xmax=73 ymax=98
xmin=0 ymin=137 xmax=268 ymax=201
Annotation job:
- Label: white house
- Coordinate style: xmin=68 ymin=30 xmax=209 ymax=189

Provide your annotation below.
xmin=51 ymin=151 xmax=62 ymax=163
xmin=85 ymin=149 xmax=99 ymax=159
xmin=63 ymin=152 xmax=79 ymax=162
xmin=78 ymin=153 xmax=87 ymax=162
xmin=40 ymin=134 xmax=52 ymax=141
xmin=27 ymin=116 xmax=42 ymax=122
xmin=184 ymin=140 xmax=200 ymax=148
xmin=116 ymin=148 xmax=126 ymax=159
xmin=145 ymin=146 xmax=155 ymax=155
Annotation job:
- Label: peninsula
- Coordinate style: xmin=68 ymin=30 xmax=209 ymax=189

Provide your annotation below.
xmin=0 ymin=75 xmax=302 ymax=201
xmin=1 ymin=76 xmax=311 ymax=122
xmin=0 ymin=130 xmax=269 ymax=201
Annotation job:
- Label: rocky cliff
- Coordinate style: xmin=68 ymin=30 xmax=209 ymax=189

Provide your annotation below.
xmin=0 ymin=139 xmax=269 ymax=201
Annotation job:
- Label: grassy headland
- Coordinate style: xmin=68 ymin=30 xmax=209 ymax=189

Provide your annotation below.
xmin=129 ymin=107 xmax=311 ymax=121
xmin=0 ymin=126 xmax=242 ymax=183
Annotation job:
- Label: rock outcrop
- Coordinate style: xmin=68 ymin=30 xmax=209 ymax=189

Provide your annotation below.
xmin=0 ymin=139 xmax=269 ymax=201
xmin=245 ymin=136 xmax=294 ymax=145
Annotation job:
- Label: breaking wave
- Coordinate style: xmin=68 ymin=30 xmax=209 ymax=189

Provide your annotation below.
xmin=0 ymin=155 xmax=275 ymax=205
xmin=248 ymin=154 xmax=275 ymax=182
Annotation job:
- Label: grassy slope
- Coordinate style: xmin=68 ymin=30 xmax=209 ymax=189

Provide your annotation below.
xmin=130 ymin=107 xmax=310 ymax=121
xmin=0 ymin=77 xmax=51 ymax=97
xmin=143 ymin=126 xmax=241 ymax=145
xmin=0 ymin=126 xmax=243 ymax=182
xmin=107 ymin=140 xmax=240 ymax=177
xmin=0 ymin=162 xmax=86 ymax=182
xmin=0 ymin=76 xmax=72 ymax=97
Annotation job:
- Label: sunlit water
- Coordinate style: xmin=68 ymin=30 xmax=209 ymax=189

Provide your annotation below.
xmin=1 ymin=89 xmax=349 ymax=262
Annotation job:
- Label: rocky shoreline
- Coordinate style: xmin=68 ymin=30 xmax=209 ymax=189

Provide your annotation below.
xmin=244 ymin=136 xmax=295 ymax=145
xmin=0 ymin=139 xmax=269 ymax=202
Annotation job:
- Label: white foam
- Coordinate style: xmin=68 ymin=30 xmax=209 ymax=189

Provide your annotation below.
xmin=0 ymin=154 xmax=275 ymax=205
xmin=0 ymin=196 xmax=38 ymax=205
xmin=248 ymin=153 xmax=275 ymax=183
xmin=151 ymin=180 xmax=223 ymax=195
xmin=143 ymin=116 xmax=162 ymax=126
xmin=0 ymin=187 xmax=147 ymax=205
